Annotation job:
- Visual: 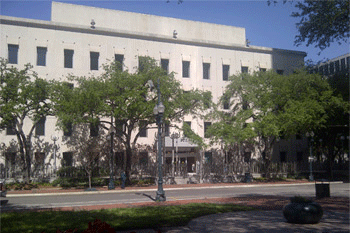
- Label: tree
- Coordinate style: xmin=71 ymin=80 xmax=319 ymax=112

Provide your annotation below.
xmin=0 ymin=58 xmax=53 ymax=181
xmin=52 ymin=57 xmax=211 ymax=183
xmin=207 ymin=69 xmax=346 ymax=177
xmin=272 ymin=0 xmax=350 ymax=51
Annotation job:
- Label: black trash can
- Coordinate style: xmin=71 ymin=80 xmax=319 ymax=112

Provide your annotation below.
xmin=244 ymin=173 xmax=252 ymax=183
xmin=315 ymin=179 xmax=330 ymax=198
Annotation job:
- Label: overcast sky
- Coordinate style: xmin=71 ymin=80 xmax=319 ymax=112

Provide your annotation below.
xmin=1 ymin=0 xmax=348 ymax=63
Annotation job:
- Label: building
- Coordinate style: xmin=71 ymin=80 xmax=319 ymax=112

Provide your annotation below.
xmin=0 ymin=2 xmax=306 ymax=179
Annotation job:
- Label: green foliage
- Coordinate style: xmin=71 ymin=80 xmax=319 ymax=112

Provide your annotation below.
xmin=0 ymin=203 xmax=255 ymax=233
xmin=292 ymin=0 xmax=349 ymax=50
xmin=52 ymin=177 xmax=108 ymax=188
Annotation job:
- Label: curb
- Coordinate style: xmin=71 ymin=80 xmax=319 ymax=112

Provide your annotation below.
xmin=6 ymin=181 xmax=343 ymax=197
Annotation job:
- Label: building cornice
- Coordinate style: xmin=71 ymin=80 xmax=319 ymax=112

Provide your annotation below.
xmin=1 ymin=15 xmax=307 ymax=57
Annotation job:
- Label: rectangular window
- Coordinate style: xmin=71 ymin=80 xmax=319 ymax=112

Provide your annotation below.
xmin=241 ymin=66 xmax=248 ymax=73
xmin=324 ymin=65 xmax=329 ymax=76
xmin=138 ymin=56 xmax=146 ymax=72
xmin=6 ymin=119 xmax=16 ymax=135
xmin=64 ymin=49 xmax=74 ymax=68
xmin=115 ymin=54 xmax=124 ymax=71
xmin=182 ymin=61 xmax=190 ymax=78
xmin=280 ymin=151 xmax=287 ymax=162
xmin=223 ymin=97 xmax=230 ymax=110
xmin=341 ymin=58 xmax=346 ymax=71
xmin=259 ymin=68 xmax=266 ymax=72
xmin=139 ymin=120 xmax=147 ymax=137
xmin=161 ymin=59 xmax=169 ymax=74
xmin=37 ymin=47 xmax=47 ymax=66
xmin=90 ymin=52 xmax=99 ymax=70
xmin=184 ymin=121 xmax=191 ymax=129
xmin=8 ymin=44 xmax=19 ymax=64
xmin=346 ymin=57 xmax=350 ymax=71
xmin=276 ymin=69 xmax=284 ymax=75
xmin=90 ymin=122 xmax=99 ymax=137
xmin=335 ymin=60 xmax=340 ymax=73
xmin=35 ymin=117 xmax=46 ymax=136
xmin=62 ymin=152 xmax=73 ymax=167
xmin=164 ymin=122 xmax=170 ymax=137
xmin=204 ymin=122 xmax=212 ymax=138
xmin=329 ymin=62 xmax=335 ymax=75
xmin=205 ymin=152 xmax=212 ymax=164
xmin=63 ymin=122 xmax=73 ymax=136
xmin=223 ymin=64 xmax=229 ymax=81
xmin=203 ymin=63 xmax=210 ymax=79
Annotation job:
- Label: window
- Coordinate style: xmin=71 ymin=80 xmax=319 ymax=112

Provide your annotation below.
xmin=204 ymin=122 xmax=212 ymax=138
xmin=259 ymin=68 xmax=266 ymax=72
xmin=280 ymin=151 xmax=287 ymax=162
xmin=90 ymin=52 xmax=99 ymax=70
xmin=329 ymin=62 xmax=335 ymax=75
xmin=115 ymin=54 xmax=124 ymax=71
xmin=35 ymin=117 xmax=46 ymax=136
xmin=37 ymin=47 xmax=47 ymax=66
xmin=223 ymin=64 xmax=229 ymax=81
xmin=223 ymin=96 xmax=230 ymax=110
xmin=184 ymin=121 xmax=191 ymax=129
xmin=62 ymin=152 xmax=73 ymax=167
xmin=276 ymin=69 xmax=284 ymax=75
xmin=6 ymin=119 xmax=16 ymax=135
xmin=139 ymin=120 xmax=147 ymax=137
xmin=161 ymin=59 xmax=169 ymax=74
xmin=90 ymin=121 xmax=99 ymax=137
xmin=335 ymin=60 xmax=340 ymax=73
xmin=63 ymin=122 xmax=73 ymax=136
xmin=297 ymin=152 xmax=303 ymax=162
xmin=164 ymin=122 xmax=170 ymax=137
xmin=8 ymin=44 xmax=19 ymax=64
xmin=182 ymin=61 xmax=190 ymax=78
xmin=205 ymin=152 xmax=212 ymax=164
xmin=241 ymin=66 xmax=248 ymax=73
xmin=64 ymin=49 xmax=74 ymax=68
xmin=324 ymin=65 xmax=329 ymax=76
xmin=203 ymin=63 xmax=210 ymax=79
xmin=138 ymin=56 xmax=146 ymax=72
xmin=341 ymin=58 xmax=346 ymax=71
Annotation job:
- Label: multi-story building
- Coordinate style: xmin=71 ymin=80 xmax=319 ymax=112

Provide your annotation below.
xmin=0 ymin=2 xmax=306 ymax=179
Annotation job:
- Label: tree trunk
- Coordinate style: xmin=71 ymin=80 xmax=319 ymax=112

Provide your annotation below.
xmin=88 ymin=172 xmax=92 ymax=189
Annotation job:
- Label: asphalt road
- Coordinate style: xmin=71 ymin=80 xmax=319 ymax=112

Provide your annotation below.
xmin=2 ymin=183 xmax=349 ymax=211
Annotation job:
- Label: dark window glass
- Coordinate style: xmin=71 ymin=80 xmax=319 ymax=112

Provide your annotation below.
xmin=164 ymin=122 xmax=170 ymax=137
xmin=138 ymin=56 xmax=146 ymax=72
xmin=37 ymin=47 xmax=47 ymax=66
xmin=297 ymin=152 xmax=303 ymax=162
xmin=335 ymin=60 xmax=340 ymax=73
xmin=63 ymin=122 xmax=73 ymax=136
xmin=115 ymin=54 xmax=124 ymax=71
xmin=139 ymin=120 xmax=147 ymax=137
xmin=259 ymin=68 xmax=266 ymax=72
xmin=8 ymin=44 xmax=19 ymax=64
xmin=6 ymin=119 xmax=16 ymax=135
xmin=346 ymin=57 xmax=350 ymax=71
xmin=223 ymin=64 xmax=229 ymax=81
xmin=223 ymin=97 xmax=230 ymax=110
xmin=35 ymin=117 xmax=46 ymax=136
xmin=62 ymin=152 xmax=73 ymax=167
xmin=276 ymin=69 xmax=284 ymax=75
xmin=329 ymin=62 xmax=335 ymax=75
xmin=64 ymin=49 xmax=74 ymax=68
xmin=161 ymin=59 xmax=169 ymax=74
xmin=184 ymin=121 xmax=191 ymax=129
xmin=182 ymin=61 xmax=190 ymax=78
xmin=204 ymin=122 xmax=211 ymax=138
xmin=205 ymin=152 xmax=212 ymax=164
xmin=280 ymin=151 xmax=287 ymax=162
xmin=341 ymin=58 xmax=346 ymax=71
xmin=241 ymin=66 xmax=248 ymax=73
xmin=90 ymin=121 xmax=99 ymax=137
xmin=203 ymin=63 xmax=210 ymax=79
xmin=324 ymin=64 xmax=329 ymax=76
xmin=90 ymin=52 xmax=99 ymax=70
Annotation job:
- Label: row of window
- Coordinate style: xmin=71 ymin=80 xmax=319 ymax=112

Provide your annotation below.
xmin=312 ymin=56 xmax=350 ymax=76
xmin=7 ymin=44 xmax=278 ymax=81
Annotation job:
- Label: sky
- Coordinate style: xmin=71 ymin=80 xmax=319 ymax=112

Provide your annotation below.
xmin=1 ymin=0 xmax=349 ymax=63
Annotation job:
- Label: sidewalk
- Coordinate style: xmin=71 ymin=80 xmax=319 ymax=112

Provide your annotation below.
xmin=4 ymin=181 xmax=350 ymax=233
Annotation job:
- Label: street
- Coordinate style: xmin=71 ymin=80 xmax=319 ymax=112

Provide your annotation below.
xmin=2 ymin=183 xmax=349 ymax=212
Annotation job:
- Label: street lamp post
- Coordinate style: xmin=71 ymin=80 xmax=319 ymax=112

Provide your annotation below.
xmin=108 ymin=123 xmax=115 ymax=190
xmin=170 ymin=132 xmax=179 ymax=177
xmin=152 ymin=78 xmax=166 ymax=202
xmin=306 ymin=132 xmax=315 ymax=181
xmin=51 ymin=135 xmax=59 ymax=176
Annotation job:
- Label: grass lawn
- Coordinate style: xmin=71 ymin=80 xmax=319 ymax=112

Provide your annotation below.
xmin=0 ymin=203 xmax=255 ymax=232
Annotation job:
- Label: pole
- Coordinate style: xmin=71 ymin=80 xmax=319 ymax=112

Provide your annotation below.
xmin=155 ymin=78 xmax=165 ymax=202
